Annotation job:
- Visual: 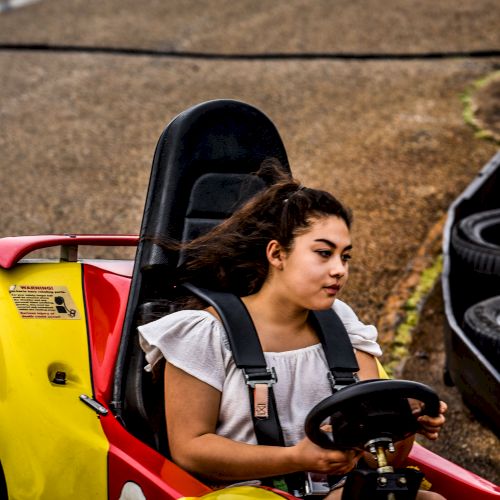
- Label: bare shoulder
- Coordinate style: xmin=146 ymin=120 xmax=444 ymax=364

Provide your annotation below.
xmin=205 ymin=305 xmax=222 ymax=322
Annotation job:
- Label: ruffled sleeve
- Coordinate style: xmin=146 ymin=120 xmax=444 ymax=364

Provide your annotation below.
xmin=333 ymin=300 xmax=382 ymax=357
xmin=138 ymin=309 xmax=227 ymax=391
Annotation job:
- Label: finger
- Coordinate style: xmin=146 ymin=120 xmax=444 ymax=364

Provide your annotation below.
xmin=413 ymin=400 xmax=448 ymax=416
xmin=423 ymin=432 xmax=439 ymax=440
xmin=418 ymin=423 xmax=444 ymax=439
xmin=328 ymin=449 xmax=356 ymax=461
xmin=418 ymin=413 xmax=446 ymax=425
xmin=328 ymin=459 xmax=358 ymax=475
xmin=420 ymin=425 xmax=442 ymax=436
xmin=418 ymin=421 xmax=444 ymax=434
xmin=409 ymin=399 xmax=424 ymax=412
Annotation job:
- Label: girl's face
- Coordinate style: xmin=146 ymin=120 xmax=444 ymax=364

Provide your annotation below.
xmin=274 ymin=215 xmax=352 ymax=311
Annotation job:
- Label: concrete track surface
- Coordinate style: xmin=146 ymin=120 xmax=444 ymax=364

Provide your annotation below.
xmin=1 ymin=0 xmax=499 ymax=484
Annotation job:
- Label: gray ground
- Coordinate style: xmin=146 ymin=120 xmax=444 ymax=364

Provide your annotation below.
xmin=0 ymin=0 xmax=499 ymax=485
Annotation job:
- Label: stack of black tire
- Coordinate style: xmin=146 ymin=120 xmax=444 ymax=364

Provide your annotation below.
xmin=451 ymin=209 xmax=500 ymax=367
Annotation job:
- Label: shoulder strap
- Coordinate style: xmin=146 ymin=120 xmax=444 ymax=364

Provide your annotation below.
xmin=310 ymin=310 xmax=360 ymax=389
xmin=182 ymin=283 xmax=285 ymax=446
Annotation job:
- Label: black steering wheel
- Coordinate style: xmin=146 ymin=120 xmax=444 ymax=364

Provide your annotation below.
xmin=305 ymin=379 xmax=440 ymax=451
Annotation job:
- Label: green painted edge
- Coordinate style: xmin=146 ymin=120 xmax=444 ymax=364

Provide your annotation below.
xmin=383 ymin=254 xmax=443 ymax=376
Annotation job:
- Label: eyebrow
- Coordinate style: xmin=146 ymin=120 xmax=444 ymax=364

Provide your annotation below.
xmin=314 ymin=238 xmax=353 ymax=251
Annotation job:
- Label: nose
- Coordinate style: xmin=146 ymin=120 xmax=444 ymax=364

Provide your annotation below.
xmin=329 ymin=257 xmax=346 ymax=279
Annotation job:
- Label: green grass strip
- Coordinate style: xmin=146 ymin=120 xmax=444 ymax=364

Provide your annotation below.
xmin=384 ymin=254 xmax=443 ymax=376
xmin=461 ymin=70 xmax=500 ymax=144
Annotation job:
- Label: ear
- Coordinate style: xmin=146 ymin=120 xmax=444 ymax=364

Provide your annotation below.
xmin=266 ymin=240 xmax=285 ymax=270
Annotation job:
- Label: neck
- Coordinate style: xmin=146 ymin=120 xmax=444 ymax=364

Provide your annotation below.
xmin=241 ymin=282 xmax=316 ymax=352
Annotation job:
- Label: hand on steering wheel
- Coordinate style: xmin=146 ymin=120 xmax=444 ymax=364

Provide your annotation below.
xmin=305 ymin=379 xmax=441 ymax=451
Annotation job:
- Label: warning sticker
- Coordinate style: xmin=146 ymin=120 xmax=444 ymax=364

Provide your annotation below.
xmin=9 ymin=285 xmax=81 ymax=320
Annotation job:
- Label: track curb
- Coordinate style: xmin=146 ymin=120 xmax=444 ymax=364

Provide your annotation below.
xmin=377 ymin=214 xmax=446 ymax=375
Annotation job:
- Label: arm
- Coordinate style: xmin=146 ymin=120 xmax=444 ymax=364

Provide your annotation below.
xmin=354 ymin=349 xmax=380 ymax=380
xmin=165 ymin=362 xmax=361 ymax=482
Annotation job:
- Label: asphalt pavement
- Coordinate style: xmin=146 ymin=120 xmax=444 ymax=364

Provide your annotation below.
xmin=1 ymin=0 xmax=499 ymax=483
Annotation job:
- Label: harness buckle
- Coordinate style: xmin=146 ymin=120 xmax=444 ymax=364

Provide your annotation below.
xmin=245 ymin=368 xmax=277 ymax=419
xmin=304 ymin=472 xmax=332 ymax=496
xmin=244 ymin=367 xmax=278 ymax=388
xmin=328 ymin=371 xmax=359 ymax=392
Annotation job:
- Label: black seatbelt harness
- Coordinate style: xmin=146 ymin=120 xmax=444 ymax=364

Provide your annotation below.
xmin=309 ymin=310 xmax=360 ymax=391
xmin=183 ymin=284 xmax=360 ymax=494
xmin=183 ymin=283 xmax=286 ymax=445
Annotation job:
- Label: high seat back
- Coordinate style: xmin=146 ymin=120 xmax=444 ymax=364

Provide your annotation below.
xmin=116 ymin=100 xmax=291 ymax=453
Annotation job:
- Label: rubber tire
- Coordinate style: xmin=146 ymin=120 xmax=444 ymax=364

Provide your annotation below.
xmin=463 ymin=296 xmax=500 ymax=366
xmin=451 ymin=209 xmax=500 ymax=275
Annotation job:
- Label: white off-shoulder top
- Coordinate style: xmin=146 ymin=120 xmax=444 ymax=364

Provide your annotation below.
xmin=138 ymin=299 xmax=381 ymax=446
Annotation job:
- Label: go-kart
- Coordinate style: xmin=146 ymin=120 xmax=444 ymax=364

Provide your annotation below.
xmin=0 ymin=100 xmax=499 ymax=499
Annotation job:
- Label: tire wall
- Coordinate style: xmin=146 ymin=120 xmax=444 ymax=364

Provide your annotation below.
xmin=443 ymin=153 xmax=500 ymax=434
xmin=447 ymin=164 xmax=500 ymax=321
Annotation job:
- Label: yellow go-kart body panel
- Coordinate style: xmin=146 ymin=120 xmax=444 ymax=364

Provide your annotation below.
xmin=184 ymin=485 xmax=291 ymax=500
xmin=0 ymin=262 xmax=108 ymax=499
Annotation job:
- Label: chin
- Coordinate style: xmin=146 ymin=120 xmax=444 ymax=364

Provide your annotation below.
xmin=310 ymin=297 xmax=336 ymax=311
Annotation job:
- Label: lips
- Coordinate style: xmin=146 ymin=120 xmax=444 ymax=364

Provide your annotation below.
xmin=324 ymin=284 xmax=340 ymax=295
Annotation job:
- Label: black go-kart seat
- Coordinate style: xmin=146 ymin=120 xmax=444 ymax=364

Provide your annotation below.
xmin=114 ymin=99 xmax=291 ymax=455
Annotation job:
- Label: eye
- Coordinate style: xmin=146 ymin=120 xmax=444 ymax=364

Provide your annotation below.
xmin=316 ymin=249 xmax=332 ymax=258
xmin=342 ymin=253 xmax=352 ymax=262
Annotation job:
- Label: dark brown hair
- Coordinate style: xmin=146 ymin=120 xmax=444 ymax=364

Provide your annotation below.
xmin=174 ymin=163 xmax=352 ymax=297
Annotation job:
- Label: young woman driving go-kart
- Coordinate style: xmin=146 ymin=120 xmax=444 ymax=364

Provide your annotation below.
xmin=138 ymin=161 xmax=447 ymax=500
